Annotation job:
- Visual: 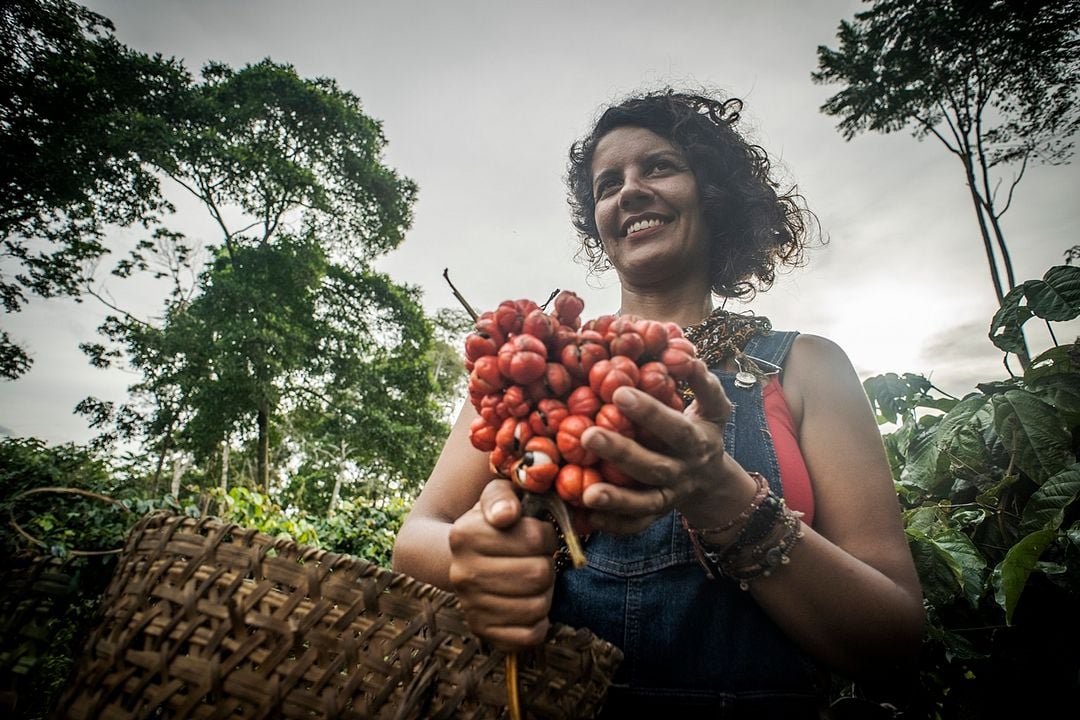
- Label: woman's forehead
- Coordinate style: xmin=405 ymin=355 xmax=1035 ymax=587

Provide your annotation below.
xmin=591 ymin=126 xmax=682 ymax=175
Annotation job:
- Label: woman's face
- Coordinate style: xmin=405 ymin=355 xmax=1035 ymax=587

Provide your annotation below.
xmin=590 ymin=126 xmax=709 ymax=288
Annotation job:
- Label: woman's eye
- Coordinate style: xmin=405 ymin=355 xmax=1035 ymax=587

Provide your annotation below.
xmin=649 ymin=159 xmax=673 ymax=173
xmin=595 ymin=179 xmax=619 ymax=198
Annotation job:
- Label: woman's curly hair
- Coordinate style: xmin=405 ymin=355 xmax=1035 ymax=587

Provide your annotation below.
xmin=567 ymin=89 xmax=819 ymax=299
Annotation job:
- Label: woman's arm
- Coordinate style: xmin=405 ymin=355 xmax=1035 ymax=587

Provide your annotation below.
xmin=744 ymin=334 xmax=924 ymax=676
xmin=577 ymin=337 xmax=924 ymax=679
xmin=392 ymin=405 xmax=557 ymax=650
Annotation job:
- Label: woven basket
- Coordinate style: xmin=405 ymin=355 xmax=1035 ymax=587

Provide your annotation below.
xmin=55 ymin=511 xmax=622 ymax=720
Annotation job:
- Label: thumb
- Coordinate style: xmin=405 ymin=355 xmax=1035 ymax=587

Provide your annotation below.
xmin=480 ymin=478 xmax=522 ymax=528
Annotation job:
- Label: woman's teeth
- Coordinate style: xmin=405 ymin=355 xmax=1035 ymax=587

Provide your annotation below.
xmin=626 ymin=218 xmax=666 ymax=235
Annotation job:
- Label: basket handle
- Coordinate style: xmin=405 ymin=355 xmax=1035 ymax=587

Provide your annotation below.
xmin=8 ymin=486 xmax=132 ymax=557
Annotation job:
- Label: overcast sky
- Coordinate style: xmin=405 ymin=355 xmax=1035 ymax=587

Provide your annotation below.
xmin=2 ymin=0 xmax=1078 ymax=444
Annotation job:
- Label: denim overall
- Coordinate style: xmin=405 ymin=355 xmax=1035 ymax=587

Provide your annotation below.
xmin=549 ymin=331 xmax=825 ymax=718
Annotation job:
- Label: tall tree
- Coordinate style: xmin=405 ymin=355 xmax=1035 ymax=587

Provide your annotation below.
xmin=80 ymin=59 xmax=432 ymax=494
xmin=814 ymin=0 xmax=1080 ymax=363
xmin=0 ymin=0 xmax=187 ymax=378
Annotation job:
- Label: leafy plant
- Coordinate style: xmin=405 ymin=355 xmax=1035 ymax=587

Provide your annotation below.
xmin=854 ymin=265 xmax=1080 ymax=718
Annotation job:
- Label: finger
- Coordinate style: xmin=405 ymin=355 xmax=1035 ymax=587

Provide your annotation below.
xmin=450 ymin=554 xmax=555 ymax=597
xmin=469 ymin=615 xmax=552 ymax=652
xmin=581 ymin=426 xmax=683 ymax=488
xmin=684 ymin=360 xmax=732 ymax=425
xmin=611 ymin=383 xmax=722 ymax=459
xmin=450 ymin=510 xmax=557 ymax=557
xmin=479 ymin=478 xmax=523 ymax=528
xmin=581 ymin=479 xmax=677 ymax=519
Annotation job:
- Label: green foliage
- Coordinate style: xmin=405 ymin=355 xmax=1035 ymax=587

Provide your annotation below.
xmin=858 ymin=267 xmax=1080 ymax=717
xmin=990 ymin=265 xmax=1080 ymax=353
xmin=0 ymin=0 xmax=189 ymax=378
xmin=0 ymin=436 xmax=412 ymax=718
xmin=815 ymin=0 xmax=1080 ymax=322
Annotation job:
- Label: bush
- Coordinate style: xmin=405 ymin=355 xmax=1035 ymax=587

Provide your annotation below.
xmin=851 ymin=266 xmax=1080 ymax=718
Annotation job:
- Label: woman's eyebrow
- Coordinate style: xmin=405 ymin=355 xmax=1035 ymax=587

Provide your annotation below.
xmin=592 ymin=167 xmax=618 ymax=189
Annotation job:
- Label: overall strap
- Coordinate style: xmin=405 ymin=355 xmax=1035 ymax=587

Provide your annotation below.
xmin=743 ymin=330 xmax=799 ymax=375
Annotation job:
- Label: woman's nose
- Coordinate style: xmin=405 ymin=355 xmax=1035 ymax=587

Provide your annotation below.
xmin=618 ymin=172 xmax=651 ymax=208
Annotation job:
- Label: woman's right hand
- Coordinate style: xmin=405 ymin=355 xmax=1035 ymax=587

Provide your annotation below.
xmin=448 ymin=478 xmax=558 ymax=651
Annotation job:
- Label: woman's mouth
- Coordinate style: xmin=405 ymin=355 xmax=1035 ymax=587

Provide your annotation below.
xmin=624 ymin=217 xmax=669 ymax=237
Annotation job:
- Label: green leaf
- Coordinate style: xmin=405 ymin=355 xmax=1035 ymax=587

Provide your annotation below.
xmin=992 ymin=528 xmax=1055 ymax=625
xmin=930 ymin=526 xmax=989 ymax=609
xmin=1023 ymin=266 xmax=1080 ymax=322
xmin=1026 ymin=372 xmax=1080 ymax=428
xmin=992 ymin=390 xmax=1074 ymax=485
xmin=989 ymin=286 xmax=1033 ymax=354
xmin=935 ymin=395 xmax=995 ymax=480
xmin=1024 ymin=343 xmax=1080 ymax=384
xmin=899 ymin=424 xmax=945 ymax=493
xmin=1021 ymin=464 xmax=1080 ymax=532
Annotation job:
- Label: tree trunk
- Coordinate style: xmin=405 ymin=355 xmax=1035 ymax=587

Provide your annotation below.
xmin=170 ymin=454 xmax=187 ymax=498
xmin=257 ymin=400 xmax=270 ymax=494
xmin=960 ymin=160 xmax=1032 ymax=370
xmin=220 ymin=439 xmax=230 ymax=492
xmin=962 ymin=160 xmax=1006 ymax=305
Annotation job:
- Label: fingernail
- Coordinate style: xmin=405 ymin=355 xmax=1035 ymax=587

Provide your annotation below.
xmin=590 ymin=489 xmax=610 ymax=508
xmin=615 ymin=389 xmax=638 ymax=409
xmin=583 ymin=428 xmax=607 ymax=450
xmin=490 ymin=500 xmax=511 ymax=519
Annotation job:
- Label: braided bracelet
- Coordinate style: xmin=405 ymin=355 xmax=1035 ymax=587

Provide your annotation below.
xmin=721 ymin=509 xmax=804 ymax=590
xmin=684 ymin=474 xmax=804 ymax=589
xmin=687 ymin=472 xmax=768 ymax=544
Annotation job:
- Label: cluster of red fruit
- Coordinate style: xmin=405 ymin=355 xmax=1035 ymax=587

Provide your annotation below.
xmin=465 ymin=290 xmax=698 ymax=507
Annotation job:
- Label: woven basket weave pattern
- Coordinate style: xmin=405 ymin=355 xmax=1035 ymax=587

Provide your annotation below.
xmin=57 ymin=512 xmax=621 ymax=719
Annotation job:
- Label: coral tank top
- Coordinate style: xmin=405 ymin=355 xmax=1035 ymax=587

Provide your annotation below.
xmin=763 ymin=378 xmax=815 ymax=526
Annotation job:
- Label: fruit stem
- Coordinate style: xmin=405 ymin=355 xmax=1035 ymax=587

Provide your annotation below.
xmin=442 ymin=268 xmax=478 ymax=321
xmin=522 ymin=491 xmax=587 ymax=569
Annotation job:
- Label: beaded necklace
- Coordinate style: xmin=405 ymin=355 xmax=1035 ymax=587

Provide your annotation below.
xmin=682 ymin=308 xmax=772 ymax=390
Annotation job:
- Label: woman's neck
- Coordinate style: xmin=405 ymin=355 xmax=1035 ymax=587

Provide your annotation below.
xmin=617 ymin=283 xmax=715 ymax=328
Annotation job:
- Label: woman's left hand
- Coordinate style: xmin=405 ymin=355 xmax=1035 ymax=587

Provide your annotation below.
xmin=579 ymin=359 xmax=755 ymax=534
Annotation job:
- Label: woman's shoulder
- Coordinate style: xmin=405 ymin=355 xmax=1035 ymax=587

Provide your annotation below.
xmin=778 ymin=333 xmax=862 ymax=424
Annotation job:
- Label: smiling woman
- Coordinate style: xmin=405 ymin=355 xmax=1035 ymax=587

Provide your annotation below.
xmin=392 ymin=89 xmax=925 ymax=718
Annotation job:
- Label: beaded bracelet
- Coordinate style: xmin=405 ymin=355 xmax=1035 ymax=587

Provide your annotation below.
xmin=720 ymin=509 xmax=804 ymax=590
xmin=683 ymin=472 xmax=804 ymax=589
xmin=689 ymin=471 xmax=768 ymax=544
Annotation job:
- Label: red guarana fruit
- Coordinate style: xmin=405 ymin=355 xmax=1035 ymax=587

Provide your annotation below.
xmin=596 ymin=403 xmax=635 ymax=438
xmin=497 ymin=334 xmax=548 ymax=385
xmin=635 ymin=319 xmax=669 ymax=359
xmin=469 ymin=416 xmax=497 ymax=452
xmin=560 ymin=333 xmax=609 ymax=380
xmin=474 ymin=312 xmax=506 ymax=347
xmin=583 ymin=314 xmax=618 ymax=336
xmin=489 ymin=446 xmax=515 ymax=477
xmin=566 ymin=385 xmax=601 ymax=418
xmin=525 ymin=362 xmax=571 ymax=401
xmin=469 ymin=355 xmax=504 ymax=395
xmin=522 ymin=308 xmax=559 ymax=343
xmin=608 ymin=328 xmax=644 ymax=362
xmin=464 ymin=331 xmax=500 ymax=362
xmin=478 ymin=392 xmax=507 ymax=425
xmin=529 ymin=398 xmax=568 ymax=437
xmin=557 ymin=414 xmax=598 ymax=466
xmin=500 ymin=384 xmax=532 ymax=418
xmin=638 ymin=361 xmax=676 ymax=402
xmin=589 ymin=355 xmax=640 ymax=403
xmin=553 ymin=290 xmax=585 ymax=329
xmin=555 ymin=464 xmax=602 ymax=506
